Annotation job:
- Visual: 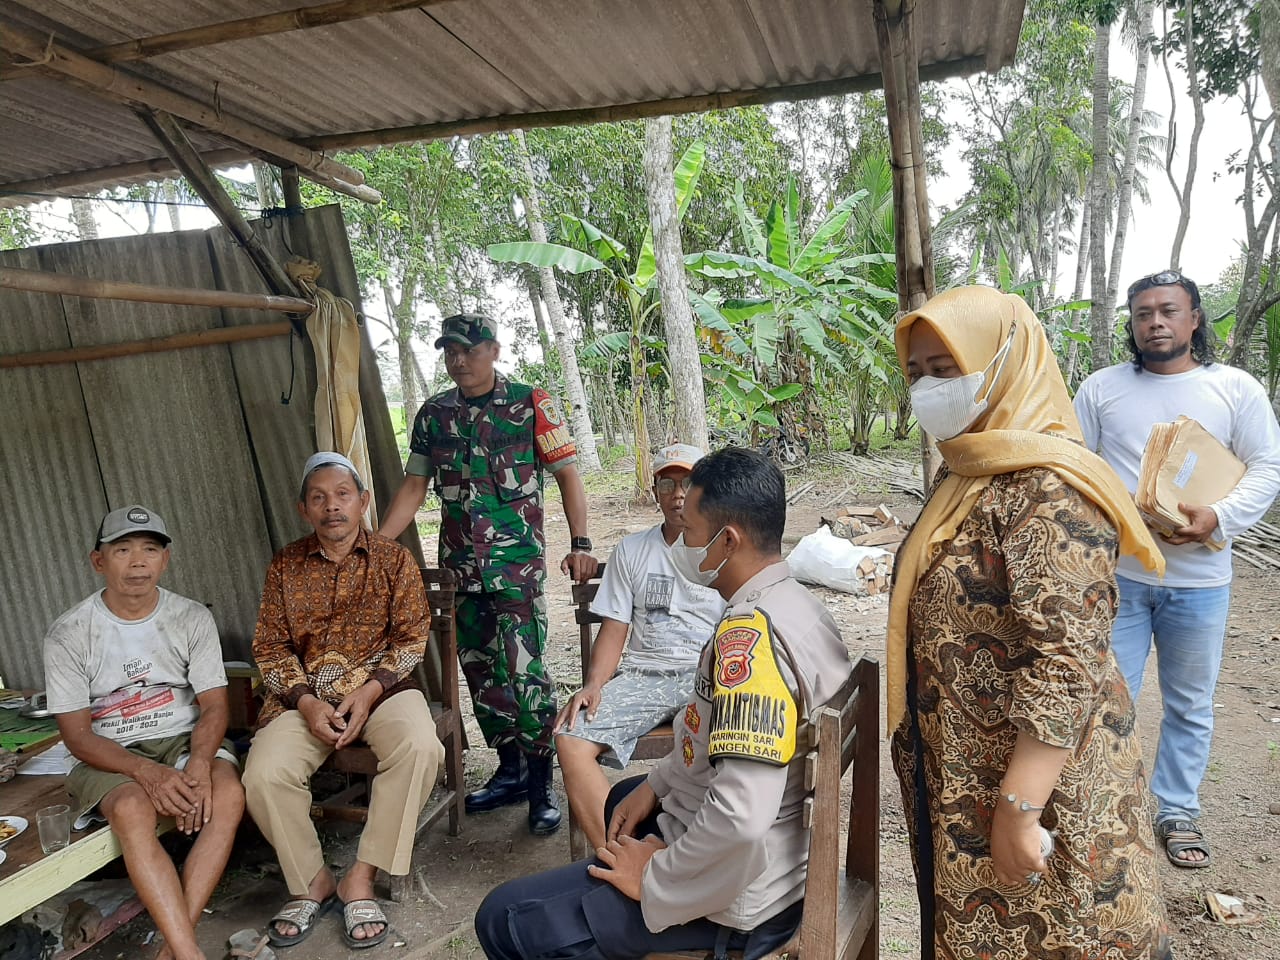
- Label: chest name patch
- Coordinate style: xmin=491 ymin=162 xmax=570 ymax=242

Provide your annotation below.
xmin=707 ymin=608 xmax=798 ymax=766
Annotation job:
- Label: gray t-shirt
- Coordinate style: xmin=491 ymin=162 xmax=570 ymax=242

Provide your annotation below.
xmin=590 ymin=525 xmax=725 ymax=671
xmin=44 ymin=588 xmax=226 ymax=759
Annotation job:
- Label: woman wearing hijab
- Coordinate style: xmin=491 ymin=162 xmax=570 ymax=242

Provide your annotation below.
xmin=889 ymin=286 xmax=1172 ymax=960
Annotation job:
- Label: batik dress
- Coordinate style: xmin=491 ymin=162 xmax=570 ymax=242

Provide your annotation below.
xmin=891 ymin=466 xmax=1172 ymax=960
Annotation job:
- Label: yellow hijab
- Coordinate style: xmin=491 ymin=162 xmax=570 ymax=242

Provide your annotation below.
xmin=885 ymin=286 xmax=1164 ymax=735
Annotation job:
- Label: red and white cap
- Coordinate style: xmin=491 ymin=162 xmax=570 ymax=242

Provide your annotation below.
xmin=652 ymin=443 xmax=704 ymax=475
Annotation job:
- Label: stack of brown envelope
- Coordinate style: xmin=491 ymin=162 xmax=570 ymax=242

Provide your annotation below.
xmin=1136 ymin=416 xmax=1245 ymax=552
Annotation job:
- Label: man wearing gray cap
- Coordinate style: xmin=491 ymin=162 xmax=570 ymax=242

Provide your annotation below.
xmin=44 ymin=505 xmax=242 ymax=960
xmin=382 ymin=313 xmax=598 ymax=837
xmin=554 ymin=444 xmax=725 ymax=852
xmin=244 ymin=452 xmax=444 ymax=949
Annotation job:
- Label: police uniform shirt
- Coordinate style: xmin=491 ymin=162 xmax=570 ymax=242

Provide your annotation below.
xmin=640 ymin=561 xmax=852 ymax=933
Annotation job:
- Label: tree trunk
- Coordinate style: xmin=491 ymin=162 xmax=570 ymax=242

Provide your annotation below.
xmin=252 ymin=162 xmax=274 ymax=209
xmin=524 ymin=271 xmax=555 ymax=369
xmin=1162 ymin=0 xmax=1205 ymax=270
xmin=1105 ymin=0 xmax=1155 ymax=312
xmin=1066 ymin=204 xmax=1092 ymax=385
xmin=70 ymin=197 xmax=99 ymax=240
xmin=642 ymin=115 xmax=710 ymax=452
xmin=1088 ymin=23 xmax=1114 ymax=371
xmin=511 ymin=129 xmax=602 ymax=473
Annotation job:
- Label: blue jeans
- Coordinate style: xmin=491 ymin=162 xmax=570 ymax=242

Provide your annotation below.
xmin=1112 ymin=574 xmax=1230 ymax=823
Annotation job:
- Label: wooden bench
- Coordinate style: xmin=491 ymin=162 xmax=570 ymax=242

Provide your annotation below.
xmin=646 ymin=656 xmax=880 ymax=960
xmin=308 ymin=567 xmax=466 ymax=901
xmin=567 ymin=562 xmax=675 ymax=860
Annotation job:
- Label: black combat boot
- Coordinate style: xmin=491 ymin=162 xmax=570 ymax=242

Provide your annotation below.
xmin=465 ymin=741 xmax=527 ymax=813
xmin=526 ymin=754 xmax=562 ymax=836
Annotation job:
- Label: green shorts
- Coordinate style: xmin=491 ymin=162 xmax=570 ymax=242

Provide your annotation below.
xmin=66 ymin=733 xmax=239 ymax=817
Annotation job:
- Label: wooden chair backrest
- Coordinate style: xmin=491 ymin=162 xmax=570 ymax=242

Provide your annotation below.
xmin=571 ymin=561 xmax=607 ymax=685
xmin=644 ymin=655 xmax=880 ymax=960
xmin=419 ymin=566 xmax=458 ymax=707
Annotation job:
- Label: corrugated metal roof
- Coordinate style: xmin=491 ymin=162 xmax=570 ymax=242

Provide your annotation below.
xmin=0 ymin=0 xmax=1024 ymax=198
xmin=0 ymin=205 xmax=428 ymax=689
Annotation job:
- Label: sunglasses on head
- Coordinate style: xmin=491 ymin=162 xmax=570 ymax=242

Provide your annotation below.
xmin=655 ymin=475 xmax=693 ymax=495
xmin=1126 ymin=270 xmax=1200 ymax=307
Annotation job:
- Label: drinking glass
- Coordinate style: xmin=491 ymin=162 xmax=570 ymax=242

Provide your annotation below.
xmin=37 ymin=804 xmax=70 ymax=854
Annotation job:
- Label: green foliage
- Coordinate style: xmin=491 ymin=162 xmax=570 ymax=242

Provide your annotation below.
xmin=1154 ymin=0 xmax=1261 ymax=100
xmin=0 ymin=208 xmax=38 ymax=250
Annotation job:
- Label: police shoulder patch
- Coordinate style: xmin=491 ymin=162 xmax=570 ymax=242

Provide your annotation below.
xmin=707 ymin=608 xmax=798 ymax=767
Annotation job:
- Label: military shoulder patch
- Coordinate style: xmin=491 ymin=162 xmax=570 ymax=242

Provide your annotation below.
xmin=707 ymin=608 xmax=798 ymax=767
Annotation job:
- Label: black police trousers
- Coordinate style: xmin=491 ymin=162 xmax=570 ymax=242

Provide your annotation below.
xmin=473 ymin=776 xmax=802 ymax=959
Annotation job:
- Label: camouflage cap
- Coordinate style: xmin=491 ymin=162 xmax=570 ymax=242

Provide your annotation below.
xmin=434 ymin=313 xmax=499 ymax=349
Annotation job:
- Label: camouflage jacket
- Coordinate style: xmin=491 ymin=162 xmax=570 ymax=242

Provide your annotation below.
xmin=407 ymin=376 xmax=576 ymax=593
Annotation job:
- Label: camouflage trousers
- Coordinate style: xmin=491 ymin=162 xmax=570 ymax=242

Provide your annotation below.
xmin=455 ymin=588 xmax=557 ymax=756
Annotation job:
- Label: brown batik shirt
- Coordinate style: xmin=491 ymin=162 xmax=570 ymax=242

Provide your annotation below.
xmin=253 ymin=528 xmax=430 ymax=727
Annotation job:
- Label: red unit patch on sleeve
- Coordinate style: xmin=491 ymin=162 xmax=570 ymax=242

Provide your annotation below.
xmin=532 ymin=388 xmax=577 ymax=464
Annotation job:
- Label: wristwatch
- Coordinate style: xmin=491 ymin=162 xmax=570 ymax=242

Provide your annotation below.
xmin=571 ymin=536 xmax=593 ymax=552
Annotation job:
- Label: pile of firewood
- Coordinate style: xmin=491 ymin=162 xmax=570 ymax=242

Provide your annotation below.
xmin=820 ymin=504 xmax=908 ymax=595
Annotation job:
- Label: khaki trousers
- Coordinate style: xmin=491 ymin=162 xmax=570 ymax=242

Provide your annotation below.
xmin=244 ymin=689 xmax=444 ymax=895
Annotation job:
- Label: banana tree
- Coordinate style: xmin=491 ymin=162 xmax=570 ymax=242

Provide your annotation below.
xmin=687 ymin=171 xmax=900 ymax=454
xmin=489 ymin=141 xmax=706 ymax=495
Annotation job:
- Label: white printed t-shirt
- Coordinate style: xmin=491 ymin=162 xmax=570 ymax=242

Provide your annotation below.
xmin=1073 ymin=361 xmax=1280 ymax=587
xmin=590 ymin=525 xmax=726 ymax=671
xmin=43 ymin=588 xmax=227 ymax=764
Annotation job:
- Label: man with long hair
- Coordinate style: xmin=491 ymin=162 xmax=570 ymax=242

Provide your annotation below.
xmin=1074 ymin=271 xmax=1280 ymax=868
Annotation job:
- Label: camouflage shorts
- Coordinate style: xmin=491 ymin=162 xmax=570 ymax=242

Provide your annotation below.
xmin=555 ymin=666 xmax=698 ymax=768
xmin=456 ymin=588 xmax=556 ymax=755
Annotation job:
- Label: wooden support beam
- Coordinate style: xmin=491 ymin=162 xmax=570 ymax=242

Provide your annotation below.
xmin=0 ymin=321 xmax=294 ymax=370
xmin=873 ymin=0 xmax=934 ymax=314
xmin=86 ymin=0 xmax=447 ymax=62
xmin=297 ymin=61 xmax=988 ymax=151
xmin=0 ymin=20 xmax=367 ymax=187
xmin=0 ymin=150 xmax=379 ymax=207
xmin=0 ymin=264 xmax=313 ymax=314
xmin=139 ymin=109 xmax=304 ymax=310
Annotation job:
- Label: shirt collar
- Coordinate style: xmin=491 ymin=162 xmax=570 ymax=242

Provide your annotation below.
xmin=726 ymin=560 xmax=790 ymax=606
xmin=442 ymin=373 xmax=510 ymax=408
xmin=305 ymin=527 xmax=371 ymax=561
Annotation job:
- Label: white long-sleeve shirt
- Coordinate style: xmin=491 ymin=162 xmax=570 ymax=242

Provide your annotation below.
xmin=1073 ymin=361 xmax=1280 ymax=587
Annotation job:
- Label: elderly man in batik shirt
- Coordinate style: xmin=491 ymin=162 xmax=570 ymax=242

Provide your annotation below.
xmin=244 ymin=452 xmax=444 ymax=951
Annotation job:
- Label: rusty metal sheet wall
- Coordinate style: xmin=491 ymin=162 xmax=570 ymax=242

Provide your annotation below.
xmin=0 ymin=205 xmax=417 ymax=689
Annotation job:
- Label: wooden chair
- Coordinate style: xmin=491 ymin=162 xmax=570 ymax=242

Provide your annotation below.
xmin=567 ymin=562 xmax=676 ymax=860
xmin=646 ymin=656 xmax=880 ymax=960
xmin=309 ymin=567 xmax=466 ymax=901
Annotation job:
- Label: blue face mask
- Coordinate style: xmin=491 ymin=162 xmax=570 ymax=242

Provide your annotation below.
xmin=669 ymin=526 xmax=727 ymax=587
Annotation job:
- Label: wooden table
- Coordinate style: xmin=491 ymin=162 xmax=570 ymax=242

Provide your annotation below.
xmin=0 ymin=775 xmax=127 ymax=926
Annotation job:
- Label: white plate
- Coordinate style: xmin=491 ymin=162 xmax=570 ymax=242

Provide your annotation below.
xmin=0 ymin=848 xmax=6 ymax=867
xmin=0 ymin=815 xmax=28 ymax=846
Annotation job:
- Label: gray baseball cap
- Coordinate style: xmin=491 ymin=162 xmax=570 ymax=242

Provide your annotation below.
xmin=96 ymin=504 xmax=171 ymax=547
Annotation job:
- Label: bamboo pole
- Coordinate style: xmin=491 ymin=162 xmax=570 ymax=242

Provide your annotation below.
xmin=86 ymin=0 xmax=448 ymax=62
xmin=0 ymin=21 xmax=367 ymax=187
xmin=0 ymin=265 xmax=313 ymax=314
xmin=0 ymin=321 xmax=294 ymax=370
xmin=139 ymin=109 xmax=304 ymax=311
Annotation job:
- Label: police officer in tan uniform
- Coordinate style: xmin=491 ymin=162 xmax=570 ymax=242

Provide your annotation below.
xmin=475 ymin=447 xmax=853 ymax=959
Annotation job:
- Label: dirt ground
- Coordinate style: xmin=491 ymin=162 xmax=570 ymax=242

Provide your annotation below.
xmin=71 ymin=460 xmax=1280 ymax=960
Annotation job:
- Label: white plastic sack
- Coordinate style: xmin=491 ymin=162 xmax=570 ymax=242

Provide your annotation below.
xmin=787 ymin=526 xmax=891 ymax=595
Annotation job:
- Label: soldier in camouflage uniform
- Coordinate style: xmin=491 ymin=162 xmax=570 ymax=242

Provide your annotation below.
xmin=381 ymin=314 xmax=598 ymax=836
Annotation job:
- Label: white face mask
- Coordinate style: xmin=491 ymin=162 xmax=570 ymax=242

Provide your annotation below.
xmin=908 ymin=332 xmax=1014 ymax=440
xmin=670 ymin=527 xmax=728 ymax=587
